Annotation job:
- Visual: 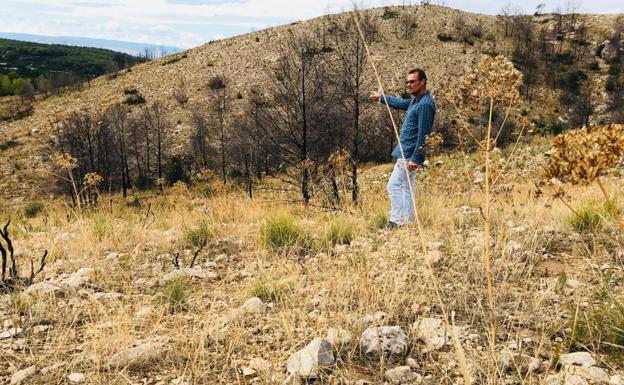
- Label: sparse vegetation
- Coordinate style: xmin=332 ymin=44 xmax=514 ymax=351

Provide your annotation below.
xmin=154 ymin=277 xmax=188 ymax=312
xmin=260 ymin=213 xmax=307 ymax=251
xmin=23 ymin=201 xmax=44 ymax=218
xmin=248 ymin=275 xmax=291 ymax=303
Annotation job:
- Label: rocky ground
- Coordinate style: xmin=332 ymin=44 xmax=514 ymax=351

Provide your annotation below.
xmin=1 ymin=140 xmax=623 ymax=384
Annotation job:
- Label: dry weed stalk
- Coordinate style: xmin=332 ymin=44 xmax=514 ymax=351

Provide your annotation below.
xmin=449 ymin=54 xmax=523 ymax=383
xmin=544 ymin=124 xmax=624 ymax=232
xmin=353 ymin=9 xmax=472 ymax=385
xmin=49 ymin=153 xmax=103 ymax=214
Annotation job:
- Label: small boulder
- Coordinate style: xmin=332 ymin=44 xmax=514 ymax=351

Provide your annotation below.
xmin=384 ymin=366 xmax=419 ymax=384
xmin=239 ymin=297 xmax=267 ymax=314
xmin=326 ymin=327 xmax=353 ymax=352
xmin=286 ymin=337 xmax=335 ymax=378
xmin=161 ymin=267 xmax=217 ymax=283
xmin=0 ymin=327 xmax=23 ymax=339
xmin=248 ymin=357 xmax=271 ymax=374
xmin=108 ymin=340 xmax=167 ymax=369
xmin=559 ymin=352 xmax=596 ymax=368
xmin=360 ymin=326 xmax=409 ymax=358
xmin=10 ymin=365 xmax=36 ymax=385
xmin=68 ymin=372 xmax=86 ymax=383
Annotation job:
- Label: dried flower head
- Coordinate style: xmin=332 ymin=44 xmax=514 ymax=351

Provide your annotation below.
xmin=424 ymin=133 xmax=444 ymax=152
xmin=328 ymin=149 xmax=352 ymax=171
xmin=50 ymin=153 xmax=78 ymax=170
xmin=462 ymin=55 xmax=523 ymax=109
xmin=544 ymin=124 xmax=624 ymax=185
xmin=83 ymin=172 xmax=103 ymax=187
xmin=171 ymin=180 xmax=189 ymax=194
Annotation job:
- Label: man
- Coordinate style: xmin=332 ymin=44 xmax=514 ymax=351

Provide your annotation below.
xmin=369 ymin=68 xmax=436 ymax=227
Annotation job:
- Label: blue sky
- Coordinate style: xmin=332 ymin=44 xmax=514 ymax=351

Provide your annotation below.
xmin=1 ymin=0 xmax=622 ymax=49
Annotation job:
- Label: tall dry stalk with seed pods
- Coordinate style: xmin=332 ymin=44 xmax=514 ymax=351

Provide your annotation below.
xmin=545 ymin=124 xmax=624 ymax=232
xmin=448 ymin=54 xmax=523 ymax=383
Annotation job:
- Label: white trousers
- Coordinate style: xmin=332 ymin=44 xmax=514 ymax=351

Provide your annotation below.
xmin=387 ymin=158 xmax=416 ymax=225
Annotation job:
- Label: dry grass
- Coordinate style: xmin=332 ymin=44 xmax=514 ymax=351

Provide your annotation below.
xmin=0 ymin=141 xmax=623 ymax=384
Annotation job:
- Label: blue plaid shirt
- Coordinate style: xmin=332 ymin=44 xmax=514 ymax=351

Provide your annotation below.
xmin=380 ymin=90 xmax=436 ymax=164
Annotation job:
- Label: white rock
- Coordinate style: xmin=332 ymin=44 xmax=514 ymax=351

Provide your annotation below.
xmin=360 ymin=326 xmax=409 ymax=358
xmin=384 ymin=366 xmax=419 ymax=384
xmin=61 ymin=268 xmax=95 ymax=288
xmin=0 ymin=327 xmax=23 ymax=339
xmin=239 ymin=297 xmax=267 ymax=314
xmin=10 ymin=365 xmax=36 ymax=385
xmin=40 ymin=362 xmax=64 ymax=374
xmin=413 ymin=318 xmax=457 ymax=351
xmin=406 ymin=357 xmax=418 ymax=369
xmin=363 ymin=311 xmax=387 ymax=325
xmin=544 ymin=373 xmax=588 ymax=385
xmin=286 ymin=337 xmax=335 ymax=378
xmin=161 ymin=267 xmax=217 ymax=283
xmin=566 ymin=365 xmax=610 ymax=383
xmin=33 ymin=325 xmax=50 ymax=333
xmin=512 ymin=226 xmax=527 ymax=234
xmin=566 ymin=279 xmax=581 ymax=289
xmin=248 ymin=357 xmax=271 ymax=374
xmin=505 ymin=241 xmax=523 ymax=254
xmin=68 ymin=372 xmax=86 ymax=383
xmin=326 ymin=328 xmax=353 ymax=351
xmin=559 ymin=352 xmax=596 ymax=367
xmin=94 ymin=292 xmax=123 ymax=301
xmin=241 ymin=367 xmax=255 ymax=377
xmin=108 ymin=340 xmax=167 ymax=368
xmin=611 ymin=375 xmax=624 ymax=385
xmin=24 ymin=280 xmax=63 ymax=295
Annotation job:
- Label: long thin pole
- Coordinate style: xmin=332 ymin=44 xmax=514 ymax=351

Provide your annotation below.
xmin=351 ymin=9 xmax=472 ymax=385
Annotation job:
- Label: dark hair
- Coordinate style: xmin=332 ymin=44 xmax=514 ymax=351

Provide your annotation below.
xmin=409 ymin=68 xmax=427 ymax=83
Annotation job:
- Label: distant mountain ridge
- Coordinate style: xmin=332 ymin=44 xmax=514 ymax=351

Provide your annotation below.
xmin=0 ymin=32 xmax=182 ymax=58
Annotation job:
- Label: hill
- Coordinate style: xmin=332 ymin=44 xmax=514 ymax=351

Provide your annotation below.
xmin=0 ymin=32 xmax=182 ymax=57
xmin=0 ymin=5 xmax=621 ymax=201
xmin=0 ymin=38 xmax=145 ymax=98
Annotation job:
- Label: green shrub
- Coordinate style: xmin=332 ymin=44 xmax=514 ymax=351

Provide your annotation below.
xmin=260 ymin=214 xmax=306 ymax=251
xmin=569 ymin=301 xmax=624 ymax=363
xmin=124 ymin=92 xmax=145 ymax=105
xmin=92 ymin=214 xmax=114 ymax=242
xmin=183 ymin=219 xmax=211 ymax=247
xmin=437 ymin=33 xmax=453 ymax=42
xmin=381 ymin=7 xmax=399 ymax=19
xmin=134 ymin=175 xmax=155 ymax=190
xmin=154 ymin=277 xmax=188 ymax=312
xmin=249 ymin=276 xmax=291 ymax=303
xmin=568 ymin=197 xmax=620 ymax=232
xmin=126 ymin=196 xmax=141 ymax=207
xmin=0 ymin=139 xmax=19 ymax=151
xmin=324 ymin=217 xmax=354 ymax=247
xmin=371 ymin=208 xmax=389 ymax=230
xmin=23 ymin=201 xmax=44 ymax=218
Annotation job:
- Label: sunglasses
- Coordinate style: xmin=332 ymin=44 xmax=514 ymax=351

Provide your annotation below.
xmin=405 ymin=79 xmax=420 ymax=85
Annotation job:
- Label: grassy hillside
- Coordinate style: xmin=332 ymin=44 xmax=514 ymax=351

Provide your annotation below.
xmin=0 ymin=38 xmax=143 ymax=79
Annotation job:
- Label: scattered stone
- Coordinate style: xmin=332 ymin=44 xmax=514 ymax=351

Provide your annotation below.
xmin=611 ymin=375 xmax=624 ymax=385
xmin=505 ymin=241 xmax=522 ymax=254
xmin=161 ymin=267 xmax=217 ymax=283
xmin=239 ymin=297 xmax=267 ymax=314
xmin=241 ymin=366 xmax=256 ymax=377
xmin=24 ymin=281 xmax=63 ymax=295
xmin=544 ymin=373 xmax=588 ymax=385
xmin=363 ymin=311 xmax=387 ymax=325
xmin=94 ymin=292 xmax=123 ymax=301
xmin=33 ymin=325 xmax=50 ymax=333
xmin=565 ymin=365 xmax=610 ymax=383
xmin=566 ymin=279 xmax=582 ymax=289
xmin=559 ymin=352 xmax=596 ymax=367
xmin=413 ymin=318 xmax=462 ymax=351
xmin=0 ymin=327 xmax=23 ymax=339
xmin=424 ymin=250 xmax=443 ymax=266
xmin=498 ymin=349 xmax=541 ymax=373
xmin=286 ymin=337 xmax=335 ymax=379
xmin=108 ymin=340 xmax=167 ymax=368
xmin=511 ymin=226 xmax=527 ymax=234
xmin=384 ymin=366 xmax=419 ymax=384
xmin=61 ymin=268 xmax=96 ymax=288
xmin=248 ymin=357 xmax=271 ymax=374
xmin=406 ymin=357 xmax=418 ymax=369
xmin=68 ymin=372 xmax=86 ymax=383
xmin=473 ymin=172 xmax=484 ymax=185
xmin=326 ymin=327 xmax=353 ymax=352
xmin=10 ymin=365 xmax=36 ymax=385
xmin=359 ymin=326 xmax=409 ymax=358
xmin=40 ymin=362 xmax=64 ymax=374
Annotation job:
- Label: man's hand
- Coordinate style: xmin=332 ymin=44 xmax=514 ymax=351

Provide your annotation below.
xmin=407 ymin=160 xmax=419 ymax=171
xmin=369 ymin=90 xmax=380 ymax=101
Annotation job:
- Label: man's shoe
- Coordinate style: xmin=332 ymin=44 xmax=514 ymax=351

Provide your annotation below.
xmin=387 ymin=221 xmax=399 ymax=229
